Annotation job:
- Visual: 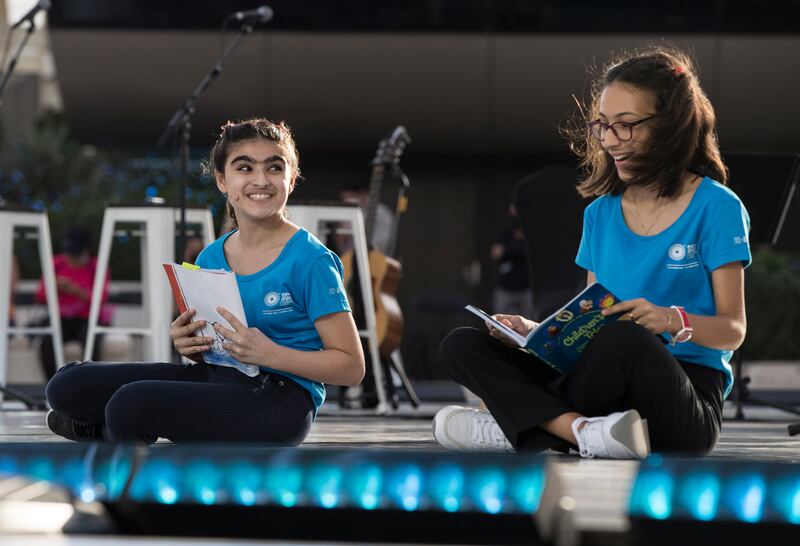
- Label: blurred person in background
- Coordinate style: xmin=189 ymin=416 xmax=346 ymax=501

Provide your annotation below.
xmin=490 ymin=203 xmax=533 ymax=318
xmin=36 ymin=226 xmax=112 ymax=379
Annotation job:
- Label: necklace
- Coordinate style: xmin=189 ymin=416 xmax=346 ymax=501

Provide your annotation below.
xmin=629 ymin=174 xmax=701 ymax=235
xmin=630 ymin=191 xmax=668 ymax=235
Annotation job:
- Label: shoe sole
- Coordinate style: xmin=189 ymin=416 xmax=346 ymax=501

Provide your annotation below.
xmin=609 ymin=409 xmax=651 ymax=459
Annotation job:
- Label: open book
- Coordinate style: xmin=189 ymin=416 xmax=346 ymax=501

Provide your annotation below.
xmin=162 ymin=262 xmax=259 ymax=376
xmin=466 ymin=282 xmax=621 ymax=374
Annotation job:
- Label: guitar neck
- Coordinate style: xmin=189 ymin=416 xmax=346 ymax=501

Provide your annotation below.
xmin=364 ymin=126 xmax=410 ymax=255
xmin=386 ymin=186 xmax=408 ymax=258
xmin=364 ymin=162 xmax=386 ymax=240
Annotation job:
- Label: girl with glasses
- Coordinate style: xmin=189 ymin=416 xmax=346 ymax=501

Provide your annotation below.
xmin=435 ymin=47 xmax=750 ymax=459
xmin=45 ymin=118 xmax=365 ymax=444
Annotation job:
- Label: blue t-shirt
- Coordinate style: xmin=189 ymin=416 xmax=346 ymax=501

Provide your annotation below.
xmin=195 ymin=227 xmax=351 ymax=415
xmin=575 ymin=177 xmax=751 ymax=398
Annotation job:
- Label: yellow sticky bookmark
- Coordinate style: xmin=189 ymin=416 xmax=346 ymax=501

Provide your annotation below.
xmin=181 ymin=262 xmax=200 ymax=270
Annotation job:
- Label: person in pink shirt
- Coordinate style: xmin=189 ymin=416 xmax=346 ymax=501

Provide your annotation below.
xmin=35 ymin=226 xmax=112 ymax=379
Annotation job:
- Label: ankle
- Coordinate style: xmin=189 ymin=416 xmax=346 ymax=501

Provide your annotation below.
xmin=570 ymin=416 xmax=590 ymax=447
xmin=542 ymin=412 xmax=585 ymax=444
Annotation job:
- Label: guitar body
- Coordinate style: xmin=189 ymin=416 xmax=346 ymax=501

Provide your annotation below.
xmin=369 ymin=252 xmax=404 ymax=358
xmin=340 ymin=250 xmax=404 ymax=359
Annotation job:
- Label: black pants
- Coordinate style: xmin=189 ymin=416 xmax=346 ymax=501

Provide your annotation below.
xmin=46 ymin=361 xmax=313 ymax=445
xmin=439 ymin=321 xmax=725 ymax=454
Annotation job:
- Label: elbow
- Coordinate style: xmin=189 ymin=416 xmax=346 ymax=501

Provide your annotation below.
xmin=342 ymin=355 xmax=366 ymax=387
xmin=725 ymin=320 xmax=748 ymax=352
xmin=732 ymin=324 xmax=747 ymax=351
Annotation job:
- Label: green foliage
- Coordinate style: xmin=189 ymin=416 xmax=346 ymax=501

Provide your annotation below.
xmin=0 ymin=112 xmax=108 ymax=239
xmin=741 ymin=247 xmax=800 ymax=359
xmin=1 ymin=111 xmax=224 ymax=280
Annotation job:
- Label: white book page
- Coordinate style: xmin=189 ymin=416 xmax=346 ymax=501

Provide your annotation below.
xmin=174 ymin=267 xmax=246 ymax=331
xmin=172 ymin=266 xmax=248 ymax=353
xmin=464 ymin=305 xmax=527 ymax=346
xmin=164 ymin=263 xmax=258 ymax=376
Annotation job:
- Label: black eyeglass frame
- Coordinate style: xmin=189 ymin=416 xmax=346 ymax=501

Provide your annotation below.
xmin=587 ymin=116 xmax=655 ymax=142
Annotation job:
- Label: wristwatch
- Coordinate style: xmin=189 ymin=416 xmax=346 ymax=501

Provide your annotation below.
xmin=669 ymin=305 xmax=693 ymax=345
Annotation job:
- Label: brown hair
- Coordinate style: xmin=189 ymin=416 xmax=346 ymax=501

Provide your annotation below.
xmin=567 ymin=46 xmax=727 ymax=198
xmin=206 ymin=118 xmax=300 ymax=227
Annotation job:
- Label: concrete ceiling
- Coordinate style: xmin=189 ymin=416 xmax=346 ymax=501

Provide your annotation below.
xmin=50 ymin=30 xmax=800 ymax=155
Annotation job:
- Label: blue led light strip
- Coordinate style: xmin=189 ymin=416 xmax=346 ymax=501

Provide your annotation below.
xmin=630 ymin=455 xmax=800 ymax=525
xmin=0 ymin=444 xmax=546 ymax=517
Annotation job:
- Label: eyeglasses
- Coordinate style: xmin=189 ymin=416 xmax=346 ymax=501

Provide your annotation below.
xmin=587 ymin=116 xmax=655 ymax=142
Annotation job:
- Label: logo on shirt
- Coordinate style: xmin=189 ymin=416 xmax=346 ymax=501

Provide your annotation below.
xmin=734 ymin=236 xmax=748 ymax=245
xmin=264 ymin=292 xmax=293 ymax=307
xmin=667 ymin=242 xmax=700 ymax=270
xmin=262 ymin=291 xmax=295 ymax=315
xmin=668 ymin=244 xmax=686 ymax=261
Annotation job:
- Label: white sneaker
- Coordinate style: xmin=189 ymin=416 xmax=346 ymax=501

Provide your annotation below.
xmin=571 ymin=409 xmax=651 ymax=459
xmin=433 ymin=405 xmax=513 ymax=452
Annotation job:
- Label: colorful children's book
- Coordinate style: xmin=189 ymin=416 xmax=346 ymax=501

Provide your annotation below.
xmin=465 ymin=282 xmax=622 ymax=374
xmin=162 ymin=262 xmax=259 ymax=376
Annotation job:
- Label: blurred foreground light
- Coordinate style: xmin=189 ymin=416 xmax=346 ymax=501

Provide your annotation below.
xmin=630 ymin=456 xmax=800 ymax=545
xmin=0 ymin=443 xmax=546 ymax=544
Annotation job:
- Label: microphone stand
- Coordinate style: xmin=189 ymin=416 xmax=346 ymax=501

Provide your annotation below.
xmin=156 ymin=20 xmax=256 ymax=261
xmin=0 ymin=17 xmax=38 ymax=105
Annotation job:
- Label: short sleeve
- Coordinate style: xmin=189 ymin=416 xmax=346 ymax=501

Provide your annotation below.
xmin=304 ymin=252 xmax=351 ymax=322
xmin=702 ymin=198 xmax=752 ymax=272
xmin=575 ymin=204 xmax=595 ymax=271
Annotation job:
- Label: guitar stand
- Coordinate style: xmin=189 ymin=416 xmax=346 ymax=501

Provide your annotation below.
xmin=383 ymin=350 xmax=421 ymax=409
xmin=340 ymin=349 xmax=421 ymax=411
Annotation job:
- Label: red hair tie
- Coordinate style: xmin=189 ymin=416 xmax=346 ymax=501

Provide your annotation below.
xmin=673 ymin=65 xmax=684 ymax=75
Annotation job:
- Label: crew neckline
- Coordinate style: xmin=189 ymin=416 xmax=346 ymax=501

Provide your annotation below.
xmin=617 ymin=176 xmax=708 ymax=239
xmin=220 ymin=227 xmax=305 ymax=281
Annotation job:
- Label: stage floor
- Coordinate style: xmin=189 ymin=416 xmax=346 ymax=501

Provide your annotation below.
xmin=1 ymin=400 xmax=798 ymax=460
xmin=0 ymin=400 xmax=798 ymax=545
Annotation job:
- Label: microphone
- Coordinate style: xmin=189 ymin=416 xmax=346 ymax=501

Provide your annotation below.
xmin=231 ymin=5 xmax=273 ymax=24
xmin=11 ymin=0 xmax=51 ymax=30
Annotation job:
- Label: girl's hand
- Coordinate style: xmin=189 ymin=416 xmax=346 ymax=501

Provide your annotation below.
xmin=170 ymin=308 xmax=214 ymax=357
xmin=487 ymin=314 xmax=538 ymax=347
xmin=56 ymin=276 xmax=89 ymax=300
xmin=213 ymin=307 xmax=276 ymax=366
xmin=602 ymin=298 xmax=673 ymax=335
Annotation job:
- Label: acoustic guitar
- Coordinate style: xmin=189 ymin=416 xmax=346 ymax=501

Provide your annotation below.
xmin=341 ymin=126 xmax=411 ymax=359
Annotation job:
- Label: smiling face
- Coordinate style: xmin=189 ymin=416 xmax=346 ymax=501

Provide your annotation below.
xmin=596 ymin=82 xmax=658 ymax=182
xmin=214 ymin=138 xmax=295 ymax=225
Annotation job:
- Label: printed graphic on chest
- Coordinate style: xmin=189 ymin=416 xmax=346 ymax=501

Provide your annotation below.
xmin=263 ymin=291 xmax=295 ymax=315
xmin=264 ymin=292 xmax=293 ymax=307
xmin=667 ymin=243 xmax=700 ymax=270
